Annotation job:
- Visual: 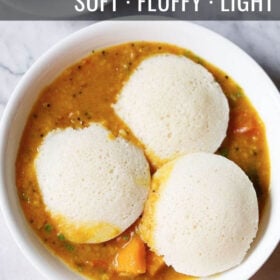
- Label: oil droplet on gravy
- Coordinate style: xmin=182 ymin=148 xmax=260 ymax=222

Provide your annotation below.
xmin=16 ymin=42 xmax=270 ymax=280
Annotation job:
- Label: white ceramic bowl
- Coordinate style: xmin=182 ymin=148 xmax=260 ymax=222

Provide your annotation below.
xmin=0 ymin=21 xmax=280 ymax=280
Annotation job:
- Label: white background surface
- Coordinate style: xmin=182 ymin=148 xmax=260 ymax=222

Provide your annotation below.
xmin=0 ymin=21 xmax=279 ymax=280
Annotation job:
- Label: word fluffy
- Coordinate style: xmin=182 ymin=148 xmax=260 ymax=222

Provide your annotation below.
xmin=138 ymin=0 xmax=200 ymax=12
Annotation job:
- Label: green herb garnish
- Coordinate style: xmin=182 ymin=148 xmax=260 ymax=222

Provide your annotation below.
xmin=44 ymin=224 xmax=52 ymax=233
xmin=230 ymin=91 xmax=243 ymax=101
xmin=122 ymin=235 xmax=129 ymax=241
xmin=64 ymin=243 xmax=75 ymax=252
xmin=218 ymin=148 xmax=229 ymax=158
xmin=57 ymin=233 xmax=65 ymax=241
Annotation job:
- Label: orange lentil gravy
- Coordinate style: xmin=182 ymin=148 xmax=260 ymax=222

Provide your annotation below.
xmin=16 ymin=42 xmax=270 ymax=280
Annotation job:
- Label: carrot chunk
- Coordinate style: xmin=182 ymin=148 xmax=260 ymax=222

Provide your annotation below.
xmin=146 ymin=250 xmax=165 ymax=276
xmin=114 ymin=233 xmax=146 ymax=275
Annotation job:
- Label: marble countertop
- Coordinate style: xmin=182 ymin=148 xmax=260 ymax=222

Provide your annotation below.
xmin=0 ymin=21 xmax=279 ymax=280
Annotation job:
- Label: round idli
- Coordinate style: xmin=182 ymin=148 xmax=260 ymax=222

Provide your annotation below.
xmin=113 ymin=54 xmax=229 ymax=167
xmin=35 ymin=123 xmax=150 ymax=244
xmin=140 ymin=153 xmax=258 ymax=277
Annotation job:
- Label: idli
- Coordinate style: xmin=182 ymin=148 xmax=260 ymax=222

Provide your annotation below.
xmin=113 ymin=54 xmax=229 ymax=167
xmin=140 ymin=153 xmax=259 ymax=277
xmin=35 ymin=123 xmax=150 ymax=244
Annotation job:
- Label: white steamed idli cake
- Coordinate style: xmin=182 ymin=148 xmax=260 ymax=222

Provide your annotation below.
xmin=113 ymin=54 xmax=229 ymax=167
xmin=140 ymin=153 xmax=259 ymax=277
xmin=35 ymin=123 xmax=150 ymax=244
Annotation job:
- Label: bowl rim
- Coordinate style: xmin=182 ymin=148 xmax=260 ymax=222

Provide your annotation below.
xmin=0 ymin=19 xmax=280 ymax=280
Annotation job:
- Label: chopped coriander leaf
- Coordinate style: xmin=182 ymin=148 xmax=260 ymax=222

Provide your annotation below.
xmin=230 ymin=92 xmax=243 ymax=101
xmin=194 ymin=56 xmax=203 ymax=64
xmin=236 ymin=92 xmax=243 ymax=98
xmin=218 ymin=148 xmax=229 ymax=158
xmin=57 ymin=233 xmax=66 ymax=241
xmin=64 ymin=243 xmax=75 ymax=252
xmin=44 ymin=224 xmax=52 ymax=233
xmin=122 ymin=235 xmax=129 ymax=241
xmin=184 ymin=50 xmax=192 ymax=58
